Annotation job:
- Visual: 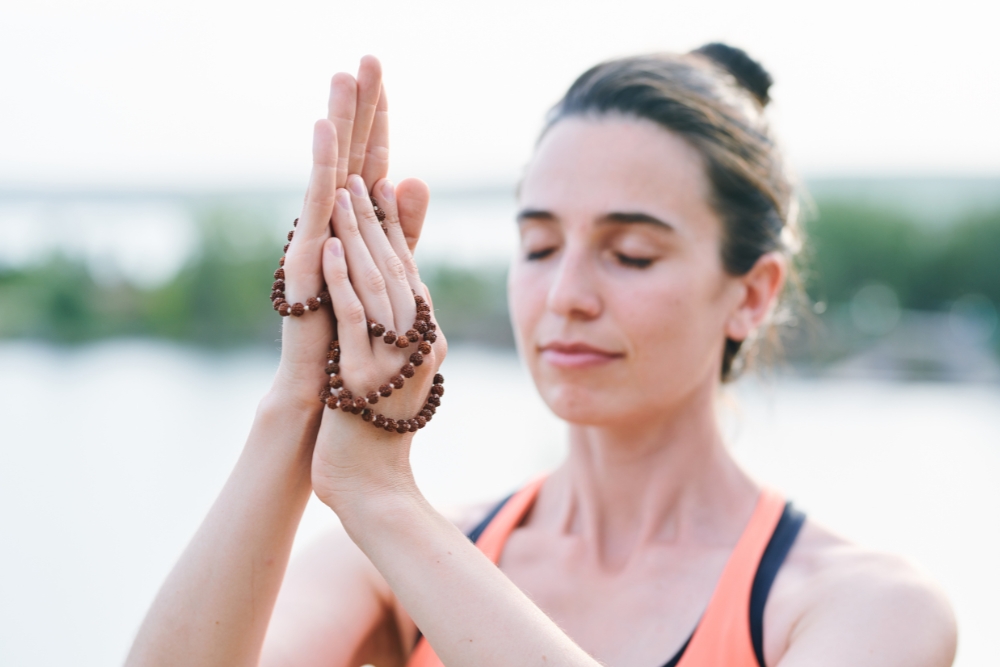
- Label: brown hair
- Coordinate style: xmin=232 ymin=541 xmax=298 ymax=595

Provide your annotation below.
xmin=543 ymin=43 xmax=801 ymax=381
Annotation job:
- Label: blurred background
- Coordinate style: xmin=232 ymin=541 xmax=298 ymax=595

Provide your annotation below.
xmin=1 ymin=0 xmax=998 ymax=665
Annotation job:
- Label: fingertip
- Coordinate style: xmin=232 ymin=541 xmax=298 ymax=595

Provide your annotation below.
xmin=335 ymin=188 xmax=352 ymax=210
xmin=360 ymin=54 xmax=382 ymax=75
xmin=375 ymin=178 xmax=395 ymax=203
xmin=325 ymin=236 xmax=344 ymax=258
xmin=330 ymin=71 xmax=357 ymax=91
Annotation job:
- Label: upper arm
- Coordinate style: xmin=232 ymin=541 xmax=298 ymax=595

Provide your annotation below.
xmin=775 ymin=551 xmax=957 ymax=667
xmin=260 ymin=524 xmax=417 ymax=667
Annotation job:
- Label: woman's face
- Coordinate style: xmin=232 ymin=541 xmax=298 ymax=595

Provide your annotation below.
xmin=509 ymin=116 xmax=749 ymax=427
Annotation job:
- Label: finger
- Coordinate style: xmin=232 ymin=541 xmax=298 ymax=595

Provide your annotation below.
xmin=348 ymin=56 xmax=382 ymax=180
xmin=322 ymin=237 xmax=370 ymax=358
xmin=330 ymin=188 xmax=394 ymax=329
xmin=369 ymin=177 xmax=422 ymax=296
xmin=395 ymin=178 xmax=430 ymax=256
xmin=328 ymin=73 xmax=357 ymax=189
xmin=284 ymin=119 xmax=338 ymax=301
xmin=360 ymin=83 xmax=389 ymax=188
xmin=348 ymin=175 xmax=416 ymax=333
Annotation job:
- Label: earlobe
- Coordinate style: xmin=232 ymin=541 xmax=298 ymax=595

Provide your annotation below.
xmin=724 ymin=252 xmax=786 ymax=342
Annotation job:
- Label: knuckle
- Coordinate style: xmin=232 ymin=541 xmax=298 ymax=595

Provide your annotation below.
xmin=363 ymin=265 xmax=387 ymax=293
xmin=401 ymin=254 xmax=419 ymax=276
xmin=342 ymin=300 xmax=367 ymax=326
xmin=384 ymin=255 xmax=406 ymax=282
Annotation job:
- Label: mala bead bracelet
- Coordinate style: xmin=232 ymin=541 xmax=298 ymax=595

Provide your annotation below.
xmin=269 ymin=212 xmax=444 ymax=433
xmin=319 ymin=293 xmax=444 ymax=431
xmin=271 ymin=218 xmax=332 ymax=316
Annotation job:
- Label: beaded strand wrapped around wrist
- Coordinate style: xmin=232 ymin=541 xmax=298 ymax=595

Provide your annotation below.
xmin=273 ymin=214 xmax=443 ymax=433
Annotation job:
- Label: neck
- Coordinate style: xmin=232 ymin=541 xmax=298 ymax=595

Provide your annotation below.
xmin=538 ymin=380 xmax=758 ymax=570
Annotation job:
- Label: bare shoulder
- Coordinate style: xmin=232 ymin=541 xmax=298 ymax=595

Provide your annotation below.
xmin=765 ymin=518 xmax=957 ymax=667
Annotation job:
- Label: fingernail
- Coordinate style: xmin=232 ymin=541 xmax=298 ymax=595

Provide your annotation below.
xmin=348 ymin=175 xmax=366 ymax=197
xmin=328 ymin=237 xmax=343 ymax=257
xmin=336 ymin=189 xmax=351 ymax=209
xmin=381 ymin=180 xmax=395 ymax=203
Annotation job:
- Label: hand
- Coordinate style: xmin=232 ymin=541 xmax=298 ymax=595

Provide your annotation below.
xmin=309 ymin=175 xmax=447 ymax=512
xmin=272 ymin=56 xmax=430 ymax=409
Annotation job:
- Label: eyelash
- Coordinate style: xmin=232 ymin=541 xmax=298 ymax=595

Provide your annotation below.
xmin=526 ymin=248 xmax=556 ymax=261
xmin=616 ymin=253 xmax=653 ymax=268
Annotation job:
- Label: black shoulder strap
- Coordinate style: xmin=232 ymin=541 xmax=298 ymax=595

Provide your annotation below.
xmin=467 ymin=493 xmax=514 ymax=544
xmin=749 ymin=502 xmax=806 ymax=666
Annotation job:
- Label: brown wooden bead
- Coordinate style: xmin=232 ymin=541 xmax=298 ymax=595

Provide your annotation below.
xmin=400 ymin=364 xmax=415 ymax=378
xmin=284 ymin=243 xmax=290 ymax=253
xmin=366 ymin=318 xmax=376 ymax=332
xmin=390 ymin=375 xmax=405 ymax=389
xmin=406 ymin=329 xmax=420 ymax=343
xmin=270 ymin=290 xmax=282 ymax=301
xmin=373 ymin=414 xmax=387 ymax=428
xmin=418 ymin=342 xmax=432 ymax=355
xmin=340 ymin=389 xmax=353 ymax=402
xmin=366 ymin=391 xmax=379 ymax=404
xmin=427 ymin=394 xmax=441 ymax=407
xmin=374 ymin=208 xmax=386 ymax=222
xmin=326 ymin=350 xmax=338 ymax=361
xmin=361 ymin=409 xmax=373 ymax=422
xmin=414 ymin=295 xmax=425 ymax=305
xmin=290 ymin=302 xmax=305 ymax=316
xmin=395 ymin=337 xmax=410 ymax=349
xmin=328 ymin=375 xmax=343 ymax=389
xmin=383 ymin=418 xmax=396 ymax=432
xmin=430 ymin=384 xmax=444 ymax=396
xmin=423 ymin=403 xmax=436 ymax=414
xmin=324 ymin=363 xmax=339 ymax=375
xmin=329 ymin=340 xmax=340 ymax=351
xmin=326 ymin=396 xmax=338 ymax=409
xmin=409 ymin=352 xmax=423 ymax=366
xmin=319 ymin=387 xmax=332 ymax=401
xmin=424 ymin=331 xmax=437 ymax=343
xmin=415 ymin=416 xmax=427 ymax=429
xmin=273 ymin=299 xmax=285 ymax=311
xmin=427 ymin=321 xmax=437 ymax=331
xmin=383 ymin=331 xmax=397 ymax=344
xmin=318 ymin=290 xmax=331 ymax=305
xmin=353 ymin=397 xmax=367 ymax=412
xmin=306 ymin=297 xmax=320 ymax=311
xmin=415 ymin=311 xmax=430 ymax=322
xmin=395 ymin=422 xmax=409 ymax=434
xmin=272 ymin=279 xmax=285 ymax=291
xmin=287 ymin=230 xmax=295 ymax=241
xmin=279 ymin=256 xmax=285 ymax=266
xmin=293 ymin=218 xmax=299 ymax=227
xmin=415 ymin=321 xmax=429 ymax=334
xmin=274 ymin=268 xmax=285 ymax=280
xmin=340 ymin=399 xmax=353 ymax=412
xmin=371 ymin=323 xmax=385 ymax=337
xmin=278 ymin=302 xmax=291 ymax=316
xmin=379 ymin=384 xmax=393 ymax=397
xmin=420 ymin=408 xmax=434 ymax=420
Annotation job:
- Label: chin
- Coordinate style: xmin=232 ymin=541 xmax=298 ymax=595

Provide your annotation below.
xmin=539 ymin=383 xmax=630 ymax=427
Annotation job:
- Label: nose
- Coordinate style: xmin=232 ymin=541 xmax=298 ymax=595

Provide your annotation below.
xmin=546 ymin=242 xmax=602 ymax=321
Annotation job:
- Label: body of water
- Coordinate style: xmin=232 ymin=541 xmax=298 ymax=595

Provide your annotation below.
xmin=0 ymin=342 xmax=998 ymax=665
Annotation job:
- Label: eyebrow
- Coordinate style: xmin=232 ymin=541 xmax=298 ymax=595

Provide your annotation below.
xmin=516 ymin=209 xmax=675 ymax=231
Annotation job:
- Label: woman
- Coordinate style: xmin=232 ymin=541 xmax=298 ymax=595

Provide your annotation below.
xmin=127 ymin=46 xmax=957 ymax=667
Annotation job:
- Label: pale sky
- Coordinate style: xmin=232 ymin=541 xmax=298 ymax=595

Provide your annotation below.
xmin=1 ymin=0 xmax=998 ymax=190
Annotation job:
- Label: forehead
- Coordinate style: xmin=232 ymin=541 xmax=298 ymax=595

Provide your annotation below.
xmin=519 ymin=115 xmax=714 ymax=231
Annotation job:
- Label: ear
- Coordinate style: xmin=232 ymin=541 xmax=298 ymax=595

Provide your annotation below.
xmin=724 ymin=252 xmax=786 ymax=342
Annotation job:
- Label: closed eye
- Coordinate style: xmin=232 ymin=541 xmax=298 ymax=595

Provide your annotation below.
xmin=527 ymin=247 xmax=557 ymax=261
xmin=616 ymin=253 xmax=653 ymax=268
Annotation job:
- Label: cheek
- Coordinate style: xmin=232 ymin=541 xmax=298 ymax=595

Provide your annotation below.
xmin=507 ymin=262 xmax=548 ymax=349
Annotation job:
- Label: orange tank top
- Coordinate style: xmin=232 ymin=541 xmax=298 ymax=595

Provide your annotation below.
xmin=406 ymin=478 xmax=788 ymax=667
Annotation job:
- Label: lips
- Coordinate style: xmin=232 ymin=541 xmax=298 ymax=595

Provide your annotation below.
xmin=538 ymin=341 xmax=623 ymax=369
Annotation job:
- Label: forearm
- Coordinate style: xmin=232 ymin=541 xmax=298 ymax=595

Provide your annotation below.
xmin=126 ymin=392 xmax=321 ymax=667
xmin=336 ymin=488 xmax=600 ymax=667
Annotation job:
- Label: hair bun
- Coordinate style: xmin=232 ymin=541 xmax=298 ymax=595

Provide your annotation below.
xmin=692 ymin=42 xmax=773 ymax=106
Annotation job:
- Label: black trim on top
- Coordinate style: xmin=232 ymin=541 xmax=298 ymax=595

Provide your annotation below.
xmin=749 ymin=502 xmax=806 ymax=666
